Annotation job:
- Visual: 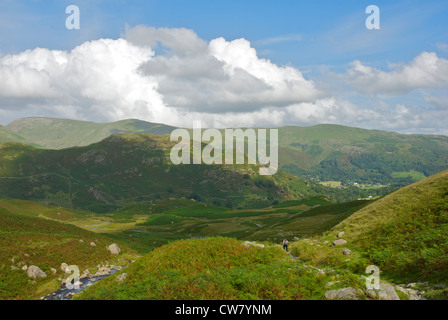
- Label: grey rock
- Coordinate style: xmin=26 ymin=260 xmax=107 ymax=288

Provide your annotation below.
xmin=107 ymin=243 xmax=121 ymax=255
xmin=366 ymin=284 xmax=400 ymax=300
xmin=342 ymin=248 xmax=352 ymax=255
xmin=116 ymin=273 xmax=128 ymax=282
xmin=325 ymin=287 xmax=363 ymax=300
xmin=95 ymin=267 xmax=111 ymax=277
xmin=27 ymin=265 xmax=47 ymax=279
xmin=331 ymin=239 xmax=347 ymax=246
xmin=61 ymin=262 xmax=69 ymax=273
xmin=337 ymin=231 xmax=345 ymax=238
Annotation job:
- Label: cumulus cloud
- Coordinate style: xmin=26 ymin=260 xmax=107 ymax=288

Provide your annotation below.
xmin=341 ymin=52 xmax=448 ymax=95
xmin=0 ymin=38 xmax=173 ymax=122
xmin=0 ymin=25 xmax=322 ymax=125
xmin=0 ymin=25 xmax=447 ymax=135
xmin=131 ymin=26 xmax=322 ymax=112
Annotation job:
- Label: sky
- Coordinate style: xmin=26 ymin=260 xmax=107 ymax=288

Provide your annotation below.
xmin=0 ymin=0 xmax=447 ymax=134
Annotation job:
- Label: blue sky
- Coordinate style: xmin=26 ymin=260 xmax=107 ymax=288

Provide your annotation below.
xmin=2 ymin=0 xmax=447 ymax=65
xmin=0 ymin=0 xmax=448 ymax=134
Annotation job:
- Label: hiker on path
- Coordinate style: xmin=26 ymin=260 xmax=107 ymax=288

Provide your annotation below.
xmin=283 ymin=239 xmax=289 ymax=252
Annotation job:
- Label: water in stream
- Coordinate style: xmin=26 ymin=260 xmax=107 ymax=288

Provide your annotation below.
xmin=44 ymin=269 xmax=119 ymax=300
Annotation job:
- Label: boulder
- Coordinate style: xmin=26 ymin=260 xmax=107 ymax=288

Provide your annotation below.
xmin=27 ymin=265 xmax=47 ymax=279
xmin=325 ymin=287 xmax=363 ymax=300
xmin=95 ymin=267 xmax=111 ymax=277
xmin=337 ymin=231 xmax=345 ymax=238
xmin=116 ymin=273 xmax=128 ymax=282
xmin=331 ymin=239 xmax=347 ymax=246
xmin=61 ymin=262 xmax=69 ymax=273
xmin=107 ymin=243 xmax=121 ymax=255
xmin=366 ymin=284 xmax=400 ymax=300
xmin=90 ymin=242 xmax=96 ymax=247
xmin=50 ymin=268 xmax=57 ymax=275
xmin=395 ymin=286 xmax=422 ymax=300
xmin=342 ymin=248 xmax=352 ymax=255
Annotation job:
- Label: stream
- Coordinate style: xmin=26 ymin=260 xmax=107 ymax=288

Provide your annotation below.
xmin=43 ymin=269 xmax=119 ymax=300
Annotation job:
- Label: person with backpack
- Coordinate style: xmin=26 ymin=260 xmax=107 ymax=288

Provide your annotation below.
xmin=283 ymin=239 xmax=289 ymax=252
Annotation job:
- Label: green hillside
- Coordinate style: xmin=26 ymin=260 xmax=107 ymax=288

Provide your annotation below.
xmin=291 ymin=169 xmax=448 ymax=286
xmin=4 ymin=117 xmax=448 ymax=187
xmin=0 ymin=133 xmax=334 ymax=212
xmin=0 ymin=125 xmax=26 ymax=145
xmin=5 ymin=117 xmax=175 ymax=149
xmin=74 ymin=237 xmax=363 ymax=300
xmin=278 ymin=124 xmax=448 ymax=186
xmin=0 ymin=207 xmax=140 ymax=300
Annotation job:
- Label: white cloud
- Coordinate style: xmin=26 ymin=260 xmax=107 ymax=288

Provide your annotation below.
xmin=134 ymin=26 xmax=322 ymax=112
xmin=0 ymin=25 xmax=447 ymax=135
xmin=0 ymin=26 xmax=322 ymax=125
xmin=342 ymin=52 xmax=448 ymax=95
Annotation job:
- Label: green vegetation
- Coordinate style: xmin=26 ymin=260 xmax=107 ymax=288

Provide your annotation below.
xmin=4 ymin=117 xmax=175 ymax=149
xmin=0 ymin=132 xmax=377 ymax=212
xmin=278 ymin=124 xmax=448 ymax=186
xmin=0 ymin=207 xmax=140 ymax=300
xmin=75 ymin=237 xmax=364 ymax=300
xmin=0 ymin=125 xmax=26 ymax=145
xmin=3 ymin=117 xmax=448 ymax=188
xmin=291 ymin=169 xmax=448 ymax=286
xmin=1 ymin=117 xmax=448 ymax=300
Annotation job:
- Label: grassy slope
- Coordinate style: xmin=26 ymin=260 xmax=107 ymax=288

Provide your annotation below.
xmin=5 ymin=117 xmax=448 ymax=186
xmin=279 ymin=124 xmax=448 ymax=185
xmin=5 ymin=117 xmax=175 ymax=149
xmin=0 ymin=125 xmax=26 ymax=145
xmin=0 ymin=194 xmax=367 ymax=256
xmin=0 ymin=133 xmax=339 ymax=212
xmin=129 ymin=196 xmax=367 ymax=246
xmin=75 ymin=237 xmax=363 ymax=300
xmin=0 ymin=207 xmax=140 ymax=300
xmin=291 ymin=169 xmax=448 ymax=284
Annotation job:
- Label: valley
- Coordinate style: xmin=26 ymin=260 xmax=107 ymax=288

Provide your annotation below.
xmin=0 ymin=118 xmax=447 ymax=300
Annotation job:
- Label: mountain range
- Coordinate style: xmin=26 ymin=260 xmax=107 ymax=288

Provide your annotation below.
xmin=2 ymin=117 xmax=448 ymax=187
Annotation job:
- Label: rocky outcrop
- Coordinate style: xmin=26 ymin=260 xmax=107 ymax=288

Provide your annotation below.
xmin=116 ymin=273 xmax=128 ymax=282
xmin=366 ymin=284 xmax=400 ymax=300
xmin=395 ymin=286 xmax=423 ymax=300
xmin=324 ymin=287 xmax=363 ymax=300
xmin=94 ymin=267 xmax=111 ymax=277
xmin=27 ymin=265 xmax=47 ymax=279
xmin=107 ymin=243 xmax=121 ymax=255
xmin=61 ymin=262 xmax=69 ymax=273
